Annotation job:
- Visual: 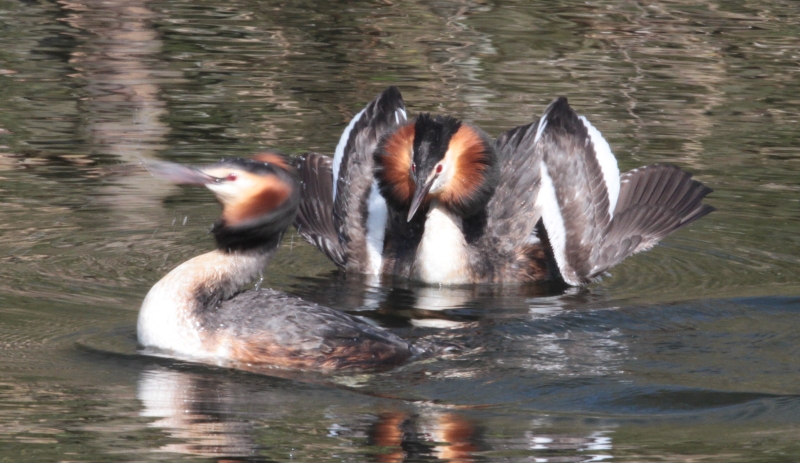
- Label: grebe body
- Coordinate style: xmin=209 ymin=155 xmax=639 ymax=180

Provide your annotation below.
xmin=374 ymin=96 xmax=714 ymax=285
xmin=138 ymin=155 xmax=425 ymax=371
xmin=294 ymin=87 xmax=713 ymax=286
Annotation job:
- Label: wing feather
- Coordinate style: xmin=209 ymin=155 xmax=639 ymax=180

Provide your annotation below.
xmin=532 ymin=98 xmax=713 ymax=284
xmin=534 ymin=97 xmax=616 ymax=284
xmin=293 ymin=153 xmax=346 ymax=269
xmin=333 ymin=87 xmax=406 ymax=274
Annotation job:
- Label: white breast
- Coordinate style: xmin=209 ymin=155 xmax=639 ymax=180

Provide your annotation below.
xmin=137 ymin=266 xmax=208 ymax=357
xmin=414 ymin=204 xmax=470 ymax=285
xmin=137 ymin=250 xmax=267 ymax=362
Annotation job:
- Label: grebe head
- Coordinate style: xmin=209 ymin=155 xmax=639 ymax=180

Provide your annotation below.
xmin=374 ymin=114 xmax=498 ymax=222
xmin=149 ymin=152 xmax=300 ymax=252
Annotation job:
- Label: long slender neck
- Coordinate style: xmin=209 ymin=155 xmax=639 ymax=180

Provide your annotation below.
xmin=178 ymin=247 xmax=275 ymax=308
xmin=137 ymin=244 xmax=276 ymax=354
xmin=413 ymin=201 xmax=470 ymax=285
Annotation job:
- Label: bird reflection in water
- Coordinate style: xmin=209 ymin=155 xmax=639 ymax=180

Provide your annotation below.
xmin=369 ymin=411 xmax=480 ymax=463
xmin=137 ymin=366 xmax=483 ymax=462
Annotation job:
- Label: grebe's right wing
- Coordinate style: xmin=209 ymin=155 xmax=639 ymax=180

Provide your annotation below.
xmin=218 ymin=289 xmax=423 ymax=371
xmin=478 ymin=117 xmax=547 ymax=281
xmin=294 ymin=153 xmax=346 ymax=269
xmin=331 ymin=86 xmax=407 ymax=274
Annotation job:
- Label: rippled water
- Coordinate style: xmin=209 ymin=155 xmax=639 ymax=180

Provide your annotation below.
xmin=1 ymin=0 xmax=800 ymax=461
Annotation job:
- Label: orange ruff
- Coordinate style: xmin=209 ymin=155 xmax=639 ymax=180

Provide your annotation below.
xmin=380 ymin=123 xmax=416 ymax=205
xmin=224 ymin=174 xmax=292 ymax=226
xmin=252 ymin=152 xmax=291 ymax=170
xmin=441 ymin=125 xmax=490 ymax=206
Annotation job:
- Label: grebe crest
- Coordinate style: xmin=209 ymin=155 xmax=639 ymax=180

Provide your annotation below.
xmin=375 ymin=114 xmax=499 ymax=222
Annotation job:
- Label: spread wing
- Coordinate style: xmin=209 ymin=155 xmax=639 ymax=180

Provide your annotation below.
xmin=534 ymin=98 xmax=713 ymax=284
xmin=486 ymin=119 xmax=544 ymax=251
xmin=593 ymin=164 xmax=714 ymax=274
xmin=294 ymin=153 xmax=345 ymax=269
xmin=533 ymin=97 xmax=619 ymax=284
xmin=332 ymin=86 xmax=407 ymax=274
xmin=474 ymin=117 xmax=547 ymax=281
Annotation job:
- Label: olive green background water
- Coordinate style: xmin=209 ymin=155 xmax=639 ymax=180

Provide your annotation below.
xmin=1 ymin=0 xmax=799 ymax=461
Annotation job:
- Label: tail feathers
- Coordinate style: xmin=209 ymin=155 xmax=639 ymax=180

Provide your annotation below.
xmin=294 ymin=153 xmax=346 ymax=269
xmin=592 ymin=164 xmax=714 ymax=277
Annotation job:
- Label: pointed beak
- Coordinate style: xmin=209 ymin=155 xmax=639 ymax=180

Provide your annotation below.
xmin=146 ymin=161 xmax=217 ymax=185
xmin=407 ymin=175 xmax=436 ymax=222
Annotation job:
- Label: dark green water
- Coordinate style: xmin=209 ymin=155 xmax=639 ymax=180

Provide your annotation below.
xmin=1 ymin=0 xmax=800 ymax=461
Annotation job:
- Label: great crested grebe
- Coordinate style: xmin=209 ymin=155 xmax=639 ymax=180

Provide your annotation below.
xmin=373 ymin=96 xmax=714 ymax=285
xmin=294 ymin=87 xmax=713 ymax=286
xmin=138 ymin=153 xmax=428 ymax=371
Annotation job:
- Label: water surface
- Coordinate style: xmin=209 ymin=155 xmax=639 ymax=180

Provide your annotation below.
xmin=1 ymin=0 xmax=800 ymax=461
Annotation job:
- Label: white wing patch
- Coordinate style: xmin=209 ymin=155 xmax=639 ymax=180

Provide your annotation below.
xmin=332 ymin=108 xmax=366 ymax=199
xmin=578 ymin=116 xmax=620 ymax=216
xmin=364 ymin=181 xmax=387 ymax=275
xmin=536 ymin=162 xmax=580 ymax=286
xmin=533 ymin=113 xmax=549 ymax=145
xmin=395 ymin=108 xmax=407 ymax=125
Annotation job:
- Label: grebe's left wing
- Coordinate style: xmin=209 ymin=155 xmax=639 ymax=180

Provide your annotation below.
xmin=592 ymin=164 xmax=714 ymax=274
xmin=534 ymin=98 xmax=713 ymax=284
xmin=294 ymin=153 xmax=346 ymax=269
xmin=332 ymin=86 xmax=407 ymax=274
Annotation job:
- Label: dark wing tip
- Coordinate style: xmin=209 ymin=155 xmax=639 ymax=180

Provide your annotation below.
xmin=372 ymin=86 xmax=406 ymax=118
xmin=382 ymin=85 xmax=402 ymax=101
xmin=542 ymin=96 xmax=587 ymax=136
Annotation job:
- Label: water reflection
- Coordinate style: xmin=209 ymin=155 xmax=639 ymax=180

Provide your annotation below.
xmin=136 ymin=365 xmax=620 ymax=462
xmin=137 ymin=366 xmax=486 ymax=461
xmin=138 ymin=368 xmax=258 ymax=458
xmin=59 ymin=0 xmax=182 ymax=225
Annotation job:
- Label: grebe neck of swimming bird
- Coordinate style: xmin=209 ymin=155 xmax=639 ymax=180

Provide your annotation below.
xmin=374 ymin=114 xmax=498 ymax=222
xmin=137 ymin=248 xmax=275 ymax=356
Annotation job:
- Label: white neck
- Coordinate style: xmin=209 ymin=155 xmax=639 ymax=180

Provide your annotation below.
xmin=137 ymin=249 xmax=272 ymax=358
xmin=414 ymin=202 xmax=470 ymax=285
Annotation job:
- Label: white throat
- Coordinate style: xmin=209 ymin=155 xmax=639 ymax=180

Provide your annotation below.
xmin=414 ymin=202 xmax=470 ymax=285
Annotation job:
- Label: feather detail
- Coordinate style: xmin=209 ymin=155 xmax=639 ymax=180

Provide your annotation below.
xmin=223 ymin=173 xmax=292 ymax=226
xmin=440 ymin=124 xmax=498 ymax=218
xmin=374 ymin=122 xmax=416 ymax=209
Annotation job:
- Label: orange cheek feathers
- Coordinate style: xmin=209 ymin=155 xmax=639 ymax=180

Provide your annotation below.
xmin=380 ymin=123 xmax=416 ymax=206
xmin=441 ymin=125 xmax=490 ymax=206
xmin=223 ymin=176 xmax=292 ymax=226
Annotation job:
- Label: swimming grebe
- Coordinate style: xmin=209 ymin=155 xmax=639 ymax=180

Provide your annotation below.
xmin=138 ymin=153 xmax=428 ymax=371
xmin=294 ymin=86 xmax=407 ymax=275
xmin=373 ymin=96 xmax=714 ymax=285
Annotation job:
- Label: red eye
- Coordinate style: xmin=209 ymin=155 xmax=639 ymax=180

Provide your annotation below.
xmin=226 ymin=173 xmax=237 ymax=181
xmin=435 ymin=164 xmax=443 ymax=174
xmin=411 ymin=163 xmax=416 ymax=173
